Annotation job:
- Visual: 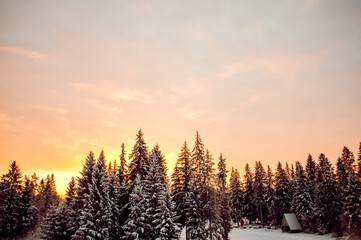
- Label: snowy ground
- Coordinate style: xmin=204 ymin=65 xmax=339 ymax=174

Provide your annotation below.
xmin=180 ymin=227 xmax=333 ymax=240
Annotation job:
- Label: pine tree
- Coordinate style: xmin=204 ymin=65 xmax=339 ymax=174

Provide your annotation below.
xmin=128 ymin=129 xmax=149 ymax=183
xmin=336 ymin=157 xmax=348 ymax=189
xmin=314 ymin=153 xmax=342 ymax=235
xmin=123 ymin=176 xmax=147 ymax=240
xmin=243 ymin=163 xmax=255 ymax=223
xmin=65 ymin=176 xmax=76 ymax=204
xmin=229 ymin=168 xmax=243 ymax=226
xmin=357 ymin=142 xmax=361 ymax=186
xmin=344 ymin=172 xmax=361 ymax=233
xmin=0 ymin=160 xmax=23 ymax=238
xmin=116 ymin=142 xmax=131 ymax=236
xmin=253 ymin=161 xmax=267 ymax=225
xmin=171 ymin=142 xmax=191 ymax=227
xmin=217 ymin=154 xmax=231 ymax=239
xmin=341 ymin=146 xmax=355 ymax=174
xmin=291 ymin=161 xmax=314 ymax=232
xmin=42 ymin=203 xmax=70 ymax=240
xmin=187 ymin=131 xmax=207 ymax=238
xmin=107 ymin=159 xmax=121 ymax=240
xmin=141 ymin=149 xmax=180 ymax=239
xmin=306 ymin=154 xmax=317 ymax=187
xmin=274 ymin=162 xmax=291 ymax=225
xmin=18 ymin=176 xmax=38 ymax=235
xmin=150 ymin=144 xmax=168 ymax=184
xmin=74 ymin=151 xmax=96 ymax=209
xmin=265 ymin=166 xmax=276 ymax=225
xmin=73 ymin=150 xmax=113 ymax=240
xmin=184 ymin=190 xmax=205 ymax=240
xmin=118 ymin=143 xmax=128 ymax=185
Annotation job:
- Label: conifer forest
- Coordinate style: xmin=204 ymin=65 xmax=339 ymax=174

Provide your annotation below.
xmin=1 ymin=130 xmax=361 ymax=240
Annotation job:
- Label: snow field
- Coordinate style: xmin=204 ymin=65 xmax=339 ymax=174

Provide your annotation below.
xmin=180 ymin=227 xmax=333 ymax=240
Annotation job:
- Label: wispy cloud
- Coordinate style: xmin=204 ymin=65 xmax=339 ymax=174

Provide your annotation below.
xmin=171 ymin=78 xmax=209 ymax=96
xmin=180 ymin=106 xmax=223 ymax=124
xmin=0 ymin=46 xmax=48 ymax=60
xmin=217 ymin=50 xmax=326 ymax=79
xmin=72 ymin=81 xmax=159 ymax=104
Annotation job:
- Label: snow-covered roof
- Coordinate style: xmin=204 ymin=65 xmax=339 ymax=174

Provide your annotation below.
xmin=282 ymin=213 xmax=302 ymax=231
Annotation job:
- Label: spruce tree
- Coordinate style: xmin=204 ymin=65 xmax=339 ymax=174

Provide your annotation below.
xmin=128 ymin=129 xmax=149 ymax=183
xmin=357 ymin=142 xmax=361 ymax=186
xmin=291 ymin=161 xmax=314 ymax=232
xmin=123 ymin=176 xmax=147 ymax=240
xmin=65 ymin=176 xmax=76 ymax=204
xmin=116 ymin=142 xmax=131 ymax=236
xmin=118 ymin=143 xmax=128 ymax=185
xmin=42 ymin=203 xmax=70 ymax=240
xmin=73 ymin=150 xmax=113 ymax=240
xmin=142 ymin=149 xmax=180 ymax=239
xmin=171 ymin=142 xmax=192 ymax=226
xmin=243 ymin=163 xmax=255 ymax=223
xmin=229 ymin=168 xmax=243 ymax=227
xmin=306 ymin=154 xmax=317 ymax=187
xmin=274 ymin=162 xmax=291 ymax=225
xmin=344 ymin=172 xmax=361 ymax=233
xmin=265 ymin=165 xmax=276 ymax=225
xmin=314 ymin=153 xmax=342 ymax=235
xmin=253 ymin=161 xmax=267 ymax=225
xmin=341 ymin=146 xmax=355 ymax=174
xmin=18 ymin=176 xmax=38 ymax=236
xmin=0 ymin=161 xmax=23 ymax=238
xmin=150 ymin=144 xmax=168 ymax=184
xmin=217 ymin=154 xmax=231 ymax=239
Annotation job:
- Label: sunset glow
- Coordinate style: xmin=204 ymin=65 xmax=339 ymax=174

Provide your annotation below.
xmin=1 ymin=0 xmax=360 ymax=194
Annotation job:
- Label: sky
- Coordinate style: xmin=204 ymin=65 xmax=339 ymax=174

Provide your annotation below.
xmin=1 ymin=0 xmax=360 ymax=194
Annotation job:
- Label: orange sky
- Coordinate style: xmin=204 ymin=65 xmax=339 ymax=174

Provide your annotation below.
xmin=1 ymin=0 xmax=361 ymax=194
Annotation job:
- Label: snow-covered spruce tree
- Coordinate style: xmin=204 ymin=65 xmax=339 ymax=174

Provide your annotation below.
xmin=73 ymin=150 xmax=113 ymax=240
xmin=41 ymin=205 xmax=58 ymax=240
xmin=71 ymin=151 xmax=96 ymax=232
xmin=128 ymin=129 xmax=149 ymax=183
xmin=18 ymin=176 xmax=38 ymax=236
xmin=265 ymin=165 xmax=276 ymax=226
xmin=341 ymin=146 xmax=355 ymax=174
xmin=65 ymin=177 xmax=78 ymax=238
xmin=118 ymin=143 xmax=128 ymax=185
xmin=74 ymin=151 xmax=95 ymax=209
xmin=65 ymin=176 xmax=76 ymax=204
xmin=217 ymin=154 xmax=231 ymax=239
xmin=253 ymin=161 xmax=267 ymax=225
xmin=336 ymin=157 xmax=348 ymax=190
xmin=187 ymin=131 xmax=207 ymax=238
xmin=229 ymin=168 xmax=243 ymax=226
xmin=291 ymin=161 xmax=314 ymax=232
xmin=150 ymin=144 xmax=168 ymax=184
xmin=344 ymin=172 xmax=361 ymax=235
xmin=123 ymin=175 xmax=147 ymax=240
xmin=107 ymin=160 xmax=122 ymax=239
xmin=274 ymin=162 xmax=291 ymax=225
xmin=314 ymin=153 xmax=342 ymax=235
xmin=116 ymin=143 xmax=131 ymax=238
xmin=184 ymin=190 xmax=205 ymax=240
xmin=305 ymin=154 xmax=317 ymax=189
xmin=202 ymin=150 xmax=223 ymax=240
xmin=0 ymin=160 xmax=23 ymax=238
xmin=142 ymin=147 xmax=180 ymax=239
xmin=171 ymin=141 xmax=192 ymax=227
xmin=243 ymin=163 xmax=255 ymax=223
xmin=357 ymin=142 xmax=361 ymax=186
xmin=41 ymin=203 xmax=70 ymax=240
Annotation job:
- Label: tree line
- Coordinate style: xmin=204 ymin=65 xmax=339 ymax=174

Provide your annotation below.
xmin=0 ymin=130 xmax=360 ymax=239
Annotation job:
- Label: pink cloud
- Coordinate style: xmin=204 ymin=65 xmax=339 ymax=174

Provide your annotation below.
xmin=0 ymin=46 xmax=48 ymax=60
